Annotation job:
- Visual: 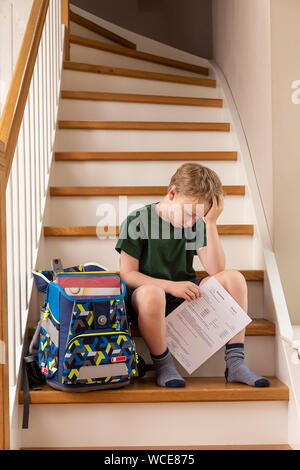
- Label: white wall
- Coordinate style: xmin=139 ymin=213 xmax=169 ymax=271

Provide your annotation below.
xmin=70 ymin=0 xmax=213 ymax=59
xmin=0 ymin=0 xmax=33 ymax=117
xmin=212 ymin=0 xmax=300 ymax=324
xmin=269 ymin=0 xmax=300 ymax=325
xmin=212 ymin=0 xmax=273 ymax=243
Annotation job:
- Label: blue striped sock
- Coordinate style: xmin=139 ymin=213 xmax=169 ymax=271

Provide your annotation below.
xmin=151 ymin=348 xmax=186 ymax=388
xmin=225 ymin=343 xmax=270 ymax=387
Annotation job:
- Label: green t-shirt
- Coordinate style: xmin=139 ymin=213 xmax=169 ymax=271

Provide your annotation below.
xmin=115 ymin=202 xmax=207 ymax=301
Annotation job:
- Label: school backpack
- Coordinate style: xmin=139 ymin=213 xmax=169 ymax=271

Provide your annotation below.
xmin=22 ymin=261 xmax=155 ymax=428
xmin=28 ymin=262 xmax=139 ymax=392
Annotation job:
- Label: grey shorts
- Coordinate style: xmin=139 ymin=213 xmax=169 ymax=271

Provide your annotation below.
xmin=125 ymin=277 xmax=206 ymax=327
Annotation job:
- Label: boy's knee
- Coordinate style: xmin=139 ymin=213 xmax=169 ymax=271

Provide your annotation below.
xmin=134 ymin=284 xmax=166 ymax=315
xmin=223 ymin=269 xmax=247 ymax=291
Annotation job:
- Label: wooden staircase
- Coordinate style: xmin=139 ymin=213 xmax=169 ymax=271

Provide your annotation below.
xmin=68 ymin=33 xmax=210 ymax=76
xmin=54 ymin=151 xmax=238 ymax=161
xmin=60 ymin=90 xmax=223 ymax=107
xmin=20 ymin=377 xmax=287 ymax=405
xmin=24 ymin=5 xmax=291 ymax=449
xmin=63 ymin=61 xmax=217 ymax=87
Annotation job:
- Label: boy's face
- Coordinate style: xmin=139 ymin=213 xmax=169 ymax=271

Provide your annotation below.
xmin=167 ymin=187 xmax=212 ymax=228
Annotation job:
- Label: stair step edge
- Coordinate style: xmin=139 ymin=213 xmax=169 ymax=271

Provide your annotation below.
xmin=49 ymin=185 xmax=245 ymax=197
xmin=60 ymin=90 xmax=223 ymax=107
xmin=57 ymin=121 xmax=231 ymax=131
xmin=54 ymin=151 xmax=238 ymax=161
xmin=63 ymin=62 xmax=216 ymax=88
xmin=69 ymin=34 xmax=210 ymax=76
xmin=19 ymin=377 xmax=289 ymax=404
xmin=69 ymin=10 xmax=137 ymax=50
xmin=43 ymin=225 xmax=255 ymax=237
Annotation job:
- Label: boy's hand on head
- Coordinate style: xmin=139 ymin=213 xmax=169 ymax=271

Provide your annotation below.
xmin=204 ymin=194 xmax=224 ymax=224
xmin=166 ymin=281 xmax=202 ymax=302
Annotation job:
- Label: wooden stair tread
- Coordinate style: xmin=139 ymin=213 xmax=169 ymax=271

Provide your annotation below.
xmin=70 ymin=10 xmax=137 ymax=50
xmin=69 ymin=34 xmax=209 ymax=76
xmin=49 ymin=185 xmax=245 ymax=197
xmin=221 ymin=270 xmax=264 ymax=281
xmin=58 ymin=121 xmax=230 ymax=131
xmin=19 ymin=377 xmax=288 ymax=404
xmin=130 ymin=319 xmax=275 ymax=337
xmin=55 ymin=151 xmax=238 ymax=161
xmin=196 ymin=270 xmax=264 ymax=281
xmin=60 ymin=90 xmax=223 ymax=107
xmin=44 ymin=225 xmax=254 ymax=237
xmin=63 ymin=62 xmax=216 ymax=88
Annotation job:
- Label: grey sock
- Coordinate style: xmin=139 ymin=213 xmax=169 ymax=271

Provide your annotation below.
xmin=151 ymin=348 xmax=186 ymax=388
xmin=225 ymin=343 xmax=270 ymax=387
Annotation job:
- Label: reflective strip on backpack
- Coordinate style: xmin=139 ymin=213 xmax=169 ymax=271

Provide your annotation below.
xmin=77 ymin=363 xmax=128 ymax=380
xmin=41 ymin=317 xmax=59 ymax=347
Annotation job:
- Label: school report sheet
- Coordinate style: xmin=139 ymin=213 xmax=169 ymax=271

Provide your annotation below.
xmin=166 ymin=276 xmax=252 ymax=374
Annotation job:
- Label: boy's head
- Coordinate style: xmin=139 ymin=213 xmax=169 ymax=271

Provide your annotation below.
xmin=164 ymin=163 xmax=226 ymax=227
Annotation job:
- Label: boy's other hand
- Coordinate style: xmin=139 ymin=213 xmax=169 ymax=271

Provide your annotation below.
xmin=166 ymin=281 xmax=202 ymax=302
xmin=204 ymin=194 xmax=224 ymax=224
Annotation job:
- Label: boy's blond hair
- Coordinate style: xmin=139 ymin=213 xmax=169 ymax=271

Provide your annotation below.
xmin=168 ymin=163 xmax=226 ymax=205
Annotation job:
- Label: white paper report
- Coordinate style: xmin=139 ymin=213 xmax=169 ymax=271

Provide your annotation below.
xmin=166 ymin=276 xmax=252 ymax=374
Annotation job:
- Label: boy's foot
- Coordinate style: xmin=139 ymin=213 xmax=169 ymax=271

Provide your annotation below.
xmin=224 ymin=343 xmax=270 ymax=387
xmin=150 ymin=347 xmax=186 ymax=387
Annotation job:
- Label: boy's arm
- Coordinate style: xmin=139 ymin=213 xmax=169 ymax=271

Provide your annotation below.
xmin=115 ymin=211 xmax=172 ymax=292
xmin=120 ymin=251 xmax=202 ymax=301
xmin=196 ymin=220 xmax=225 ymax=275
xmin=196 ymin=195 xmax=226 ymax=275
xmin=120 ymin=250 xmax=172 ymax=293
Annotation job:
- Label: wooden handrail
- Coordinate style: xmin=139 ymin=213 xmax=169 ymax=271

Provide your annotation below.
xmin=0 ymin=0 xmax=48 ymax=450
xmin=0 ymin=0 xmax=49 ymax=187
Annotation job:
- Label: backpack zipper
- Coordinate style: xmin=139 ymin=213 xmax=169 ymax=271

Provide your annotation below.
xmin=66 ymin=329 xmax=131 ymax=350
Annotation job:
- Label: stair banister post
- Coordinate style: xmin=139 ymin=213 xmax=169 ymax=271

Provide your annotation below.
xmin=61 ymin=0 xmax=70 ymax=60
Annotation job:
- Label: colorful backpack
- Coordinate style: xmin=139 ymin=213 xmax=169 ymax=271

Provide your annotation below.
xmin=29 ymin=262 xmax=139 ymax=392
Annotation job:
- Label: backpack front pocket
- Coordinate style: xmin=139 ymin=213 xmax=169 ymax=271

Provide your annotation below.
xmin=62 ymin=330 xmax=137 ymax=385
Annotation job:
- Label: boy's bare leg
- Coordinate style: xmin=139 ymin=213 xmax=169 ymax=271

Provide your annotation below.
xmin=131 ymin=284 xmax=186 ymax=387
xmin=131 ymin=284 xmax=167 ymax=356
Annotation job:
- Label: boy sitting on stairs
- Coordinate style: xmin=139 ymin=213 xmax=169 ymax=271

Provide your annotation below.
xmin=115 ymin=163 xmax=270 ymax=388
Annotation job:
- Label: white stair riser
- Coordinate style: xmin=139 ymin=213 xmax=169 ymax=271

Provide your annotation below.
xmin=45 ymin=196 xmax=250 ymax=226
xmin=54 ymin=129 xmax=235 ymax=152
xmin=70 ymin=43 xmax=210 ymax=79
xmin=38 ymin=237 xmax=263 ymax=272
xmin=61 ymin=70 xmax=221 ymax=99
xmin=50 ymin=160 xmax=241 ymax=186
xmin=134 ymin=336 xmax=275 ymax=377
xmin=20 ymin=401 xmax=287 ymax=447
xmin=247 ymin=282 xmax=264 ymax=317
xmin=70 ymin=21 xmax=119 ymax=46
xmin=58 ymin=99 xmax=228 ymax=123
